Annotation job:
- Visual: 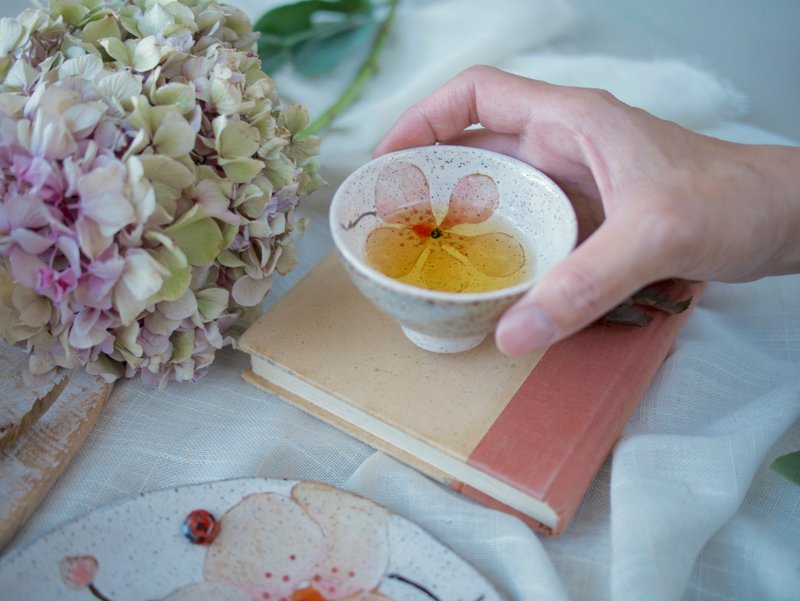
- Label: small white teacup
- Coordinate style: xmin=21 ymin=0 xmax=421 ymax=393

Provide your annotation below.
xmin=329 ymin=145 xmax=577 ymax=353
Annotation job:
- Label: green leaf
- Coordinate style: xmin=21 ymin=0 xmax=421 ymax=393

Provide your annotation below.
xmin=293 ymin=16 xmax=376 ymax=76
xmin=770 ymin=451 xmax=800 ymax=485
xmin=254 ymin=0 xmax=374 ymax=75
xmin=253 ymin=0 xmax=371 ymax=36
xmin=257 ymin=39 xmax=291 ymax=75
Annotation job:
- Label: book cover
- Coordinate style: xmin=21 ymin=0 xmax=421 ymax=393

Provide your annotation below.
xmin=239 ymin=252 xmax=703 ymax=535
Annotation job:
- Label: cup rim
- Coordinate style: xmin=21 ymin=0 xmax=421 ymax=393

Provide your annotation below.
xmin=329 ymin=145 xmax=577 ymax=302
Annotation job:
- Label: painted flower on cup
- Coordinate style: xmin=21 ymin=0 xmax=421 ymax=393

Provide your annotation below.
xmin=365 ymin=162 xmax=526 ymax=293
xmin=0 ymin=0 xmax=323 ymax=387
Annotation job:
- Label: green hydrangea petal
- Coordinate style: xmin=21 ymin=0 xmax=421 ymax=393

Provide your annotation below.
xmin=170 ymin=329 xmax=195 ymax=363
xmin=196 ymin=287 xmax=229 ymax=322
xmin=220 ymin=157 xmax=265 ymax=184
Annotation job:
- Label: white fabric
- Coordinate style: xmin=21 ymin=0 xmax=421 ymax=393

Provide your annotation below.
xmin=3 ymin=1 xmax=800 ymax=600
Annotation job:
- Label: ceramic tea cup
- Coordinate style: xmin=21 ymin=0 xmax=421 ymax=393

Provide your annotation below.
xmin=329 ymin=145 xmax=577 ymax=353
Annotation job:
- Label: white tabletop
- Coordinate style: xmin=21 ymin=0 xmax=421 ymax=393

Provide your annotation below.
xmin=2 ymin=2 xmax=799 ymax=600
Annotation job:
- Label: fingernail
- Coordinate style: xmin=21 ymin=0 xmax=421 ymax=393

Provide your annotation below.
xmin=496 ymin=304 xmax=557 ymax=354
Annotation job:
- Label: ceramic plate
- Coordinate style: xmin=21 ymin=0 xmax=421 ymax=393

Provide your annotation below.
xmin=0 ymin=478 xmax=503 ymax=601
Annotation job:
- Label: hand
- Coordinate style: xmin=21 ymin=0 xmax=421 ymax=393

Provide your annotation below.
xmin=373 ymin=66 xmax=800 ymax=355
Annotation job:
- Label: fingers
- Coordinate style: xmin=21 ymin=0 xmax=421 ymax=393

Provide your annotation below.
xmin=372 ymin=65 xmax=557 ymax=157
xmin=440 ymin=128 xmax=523 ymax=159
xmin=495 ymin=213 xmax=673 ymax=355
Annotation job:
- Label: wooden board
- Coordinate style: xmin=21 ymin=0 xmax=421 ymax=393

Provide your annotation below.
xmin=0 ymin=345 xmax=69 ymax=451
xmin=0 ymin=369 xmax=112 ymax=550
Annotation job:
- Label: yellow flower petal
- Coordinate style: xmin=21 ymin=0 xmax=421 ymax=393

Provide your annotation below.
xmin=420 ymin=246 xmax=469 ymax=292
xmin=365 ymin=226 xmax=427 ymax=278
xmin=447 ymin=230 xmax=525 ymax=278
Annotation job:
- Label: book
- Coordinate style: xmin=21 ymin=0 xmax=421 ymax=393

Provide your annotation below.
xmin=239 ymin=252 xmax=704 ymax=535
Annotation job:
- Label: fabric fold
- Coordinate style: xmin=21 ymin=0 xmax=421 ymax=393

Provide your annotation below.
xmin=610 ymin=274 xmax=800 ymax=601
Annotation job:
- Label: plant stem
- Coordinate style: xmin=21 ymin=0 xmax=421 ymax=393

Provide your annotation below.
xmin=297 ymin=0 xmax=400 ymax=138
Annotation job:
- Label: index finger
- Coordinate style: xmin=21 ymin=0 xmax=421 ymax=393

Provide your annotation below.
xmin=373 ymin=65 xmax=559 ymax=156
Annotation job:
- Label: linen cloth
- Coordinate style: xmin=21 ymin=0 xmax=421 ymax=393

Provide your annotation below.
xmin=2 ymin=1 xmax=799 ymax=600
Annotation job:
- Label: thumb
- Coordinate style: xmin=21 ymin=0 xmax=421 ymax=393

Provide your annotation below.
xmin=495 ymin=215 xmax=669 ymax=355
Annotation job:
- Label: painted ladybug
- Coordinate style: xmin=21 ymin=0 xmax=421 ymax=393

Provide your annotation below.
xmin=182 ymin=509 xmax=219 ymax=544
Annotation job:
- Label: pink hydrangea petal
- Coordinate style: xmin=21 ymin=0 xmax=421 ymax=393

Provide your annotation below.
xmin=29 ymin=111 xmax=77 ymax=160
xmin=57 ymin=236 xmax=81 ymax=275
xmin=375 ymin=161 xmax=435 ymax=226
xmin=203 ymin=492 xmax=326 ymax=599
xmin=2 ymin=193 xmax=50 ymax=229
xmin=8 ymin=247 xmax=47 ymax=288
xmin=78 ymin=163 xmax=135 ymax=237
xmin=14 ymin=155 xmax=64 ymax=201
xmin=75 ymin=214 xmax=113 ymax=259
xmin=291 ymin=482 xmax=390 ymax=599
xmin=440 ymin=173 xmax=499 ymax=229
xmin=231 ymin=274 xmax=272 ymax=307
xmin=10 ymin=228 xmax=53 ymax=254
xmin=68 ymin=308 xmax=112 ymax=350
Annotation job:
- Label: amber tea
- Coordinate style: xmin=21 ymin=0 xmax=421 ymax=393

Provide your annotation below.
xmin=365 ymin=214 xmax=534 ymax=293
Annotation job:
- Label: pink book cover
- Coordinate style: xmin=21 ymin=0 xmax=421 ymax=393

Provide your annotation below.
xmin=452 ymin=277 xmax=703 ymax=534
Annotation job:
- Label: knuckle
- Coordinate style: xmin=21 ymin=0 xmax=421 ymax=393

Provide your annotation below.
xmin=633 ymin=200 xmax=705 ymax=276
xmin=461 ymin=64 xmax=499 ymax=79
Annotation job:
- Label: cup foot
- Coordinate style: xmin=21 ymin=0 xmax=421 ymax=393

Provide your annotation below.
xmin=401 ymin=327 xmax=487 ymax=353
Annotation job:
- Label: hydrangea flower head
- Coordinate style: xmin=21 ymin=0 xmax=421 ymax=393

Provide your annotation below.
xmin=0 ymin=0 xmax=323 ymax=387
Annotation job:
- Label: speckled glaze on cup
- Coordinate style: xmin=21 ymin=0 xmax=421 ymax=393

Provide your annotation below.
xmin=330 ymin=145 xmax=577 ymax=353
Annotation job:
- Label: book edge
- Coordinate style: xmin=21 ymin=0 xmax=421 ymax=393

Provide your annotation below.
xmin=242 ymin=365 xmax=560 ymax=530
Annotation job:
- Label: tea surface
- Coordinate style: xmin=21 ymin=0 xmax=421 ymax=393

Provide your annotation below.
xmin=365 ymin=215 xmax=534 ymax=293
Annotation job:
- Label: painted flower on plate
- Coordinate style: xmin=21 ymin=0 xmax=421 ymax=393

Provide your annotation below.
xmin=159 ymin=482 xmax=395 ymax=601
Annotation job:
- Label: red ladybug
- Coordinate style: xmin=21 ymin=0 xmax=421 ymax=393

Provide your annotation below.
xmin=182 ymin=509 xmax=219 ymax=544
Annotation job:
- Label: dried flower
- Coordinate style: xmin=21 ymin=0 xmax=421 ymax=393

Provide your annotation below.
xmin=0 ymin=0 xmax=323 ymax=387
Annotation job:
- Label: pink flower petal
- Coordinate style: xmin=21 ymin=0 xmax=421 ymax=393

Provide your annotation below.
xmin=291 ymin=482 xmax=390 ymax=599
xmin=59 ymin=555 xmax=98 ymax=589
xmin=1 ymin=193 xmax=50 ymax=230
xmin=57 ymin=236 xmax=81 ymax=275
xmin=204 ymin=492 xmax=326 ymax=599
xmin=10 ymin=228 xmax=53 ymax=254
xmin=29 ymin=111 xmax=77 ymax=160
xmin=375 ymin=161 xmax=435 ymax=226
xmin=68 ymin=308 xmax=112 ymax=349
xmin=75 ymin=214 xmax=113 ymax=259
xmin=231 ymin=274 xmax=272 ymax=307
xmin=440 ymin=173 xmax=499 ymax=229
xmin=8 ymin=247 xmax=47 ymax=288
xmin=78 ymin=162 xmax=135 ymax=237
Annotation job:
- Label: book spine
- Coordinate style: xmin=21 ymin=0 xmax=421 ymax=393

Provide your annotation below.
xmin=457 ymin=281 xmax=705 ymax=535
